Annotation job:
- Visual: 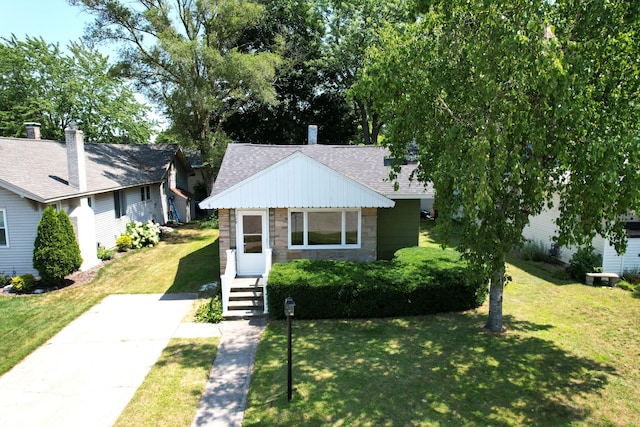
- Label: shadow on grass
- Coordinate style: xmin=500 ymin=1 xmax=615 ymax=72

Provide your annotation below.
xmin=164 ymin=237 xmax=220 ymax=295
xmin=506 ymin=254 xmax=576 ymax=286
xmin=246 ymin=313 xmax=615 ymax=426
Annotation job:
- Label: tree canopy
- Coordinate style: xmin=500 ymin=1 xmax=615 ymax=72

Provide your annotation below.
xmin=70 ymin=0 xmax=282 ymax=178
xmin=357 ymin=0 xmax=640 ymax=332
xmin=0 ymin=35 xmax=154 ymax=143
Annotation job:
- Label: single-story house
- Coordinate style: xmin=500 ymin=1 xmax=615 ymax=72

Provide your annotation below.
xmin=0 ymin=123 xmax=193 ymax=277
xmin=199 ymin=141 xmax=433 ymax=315
xmin=523 ymin=193 xmax=640 ymax=275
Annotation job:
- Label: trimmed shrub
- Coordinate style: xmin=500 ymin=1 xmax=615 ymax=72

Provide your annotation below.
xmin=33 ymin=207 xmax=82 ymax=286
xmin=125 ymin=220 xmax=160 ymax=249
xmin=566 ymin=246 xmax=602 ymax=282
xmin=116 ymin=235 xmax=132 ymax=252
xmin=97 ymin=245 xmax=114 ymax=260
xmin=10 ymin=274 xmax=37 ymax=293
xmin=266 ymin=246 xmax=489 ymax=320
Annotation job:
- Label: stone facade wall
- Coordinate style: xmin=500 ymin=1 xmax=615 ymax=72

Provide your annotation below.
xmin=217 ymin=208 xmax=233 ymax=276
xmin=270 ymin=208 xmax=377 ymax=264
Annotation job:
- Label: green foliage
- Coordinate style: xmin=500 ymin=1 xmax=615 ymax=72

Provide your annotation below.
xmin=116 ymin=235 xmax=132 ymax=252
xmin=0 ymin=35 xmax=154 ymax=143
xmin=267 ymin=246 xmax=489 ymax=319
xmin=194 ymin=295 xmax=224 ymax=324
xmin=33 ymin=207 xmax=82 ymax=286
xmin=566 ymin=247 xmax=603 ymax=282
xmin=10 ymin=274 xmax=37 ymax=293
xmin=198 ymin=214 xmax=219 ymax=230
xmin=520 ymin=240 xmax=554 ymax=263
xmin=125 ymin=221 xmax=160 ymax=249
xmin=72 ymin=0 xmax=282 ymax=177
xmin=1 ymin=273 xmax=11 ymax=287
xmin=356 ymin=0 xmax=640 ymax=332
xmin=97 ymin=246 xmax=114 ymax=261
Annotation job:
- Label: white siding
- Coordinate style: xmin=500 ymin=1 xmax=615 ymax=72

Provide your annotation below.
xmin=0 ymin=187 xmax=42 ymax=276
xmin=523 ymin=194 xmax=577 ymax=264
xmin=202 ymin=151 xmax=394 ymax=209
xmin=602 ymin=237 xmax=640 ymax=275
xmin=94 ymin=192 xmax=123 ymax=249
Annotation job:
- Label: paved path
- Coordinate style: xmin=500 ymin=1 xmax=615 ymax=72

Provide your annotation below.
xmin=190 ymin=316 xmax=267 ymax=427
xmin=0 ymin=293 xmax=197 ymax=427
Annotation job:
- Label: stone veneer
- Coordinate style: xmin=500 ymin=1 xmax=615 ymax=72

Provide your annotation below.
xmin=216 ymin=207 xmax=377 ymax=275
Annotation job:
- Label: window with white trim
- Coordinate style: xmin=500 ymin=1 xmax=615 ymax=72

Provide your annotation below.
xmin=289 ymin=209 xmax=360 ymax=249
xmin=0 ymin=209 xmax=8 ymax=247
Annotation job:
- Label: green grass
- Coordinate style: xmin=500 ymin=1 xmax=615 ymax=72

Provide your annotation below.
xmin=0 ymin=224 xmax=219 ymax=376
xmin=114 ymin=337 xmax=219 ymax=427
xmin=244 ymin=220 xmax=640 ymax=426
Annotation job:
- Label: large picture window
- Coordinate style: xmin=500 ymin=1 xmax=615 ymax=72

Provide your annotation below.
xmin=0 ymin=209 xmax=8 ymax=247
xmin=289 ymin=209 xmax=360 ymax=248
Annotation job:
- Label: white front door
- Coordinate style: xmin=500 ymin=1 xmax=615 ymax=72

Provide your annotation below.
xmin=236 ymin=210 xmax=268 ymax=275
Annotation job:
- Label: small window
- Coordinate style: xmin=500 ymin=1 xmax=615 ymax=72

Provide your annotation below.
xmin=289 ymin=209 xmax=361 ymax=249
xmin=0 ymin=209 xmax=8 ymax=247
xmin=141 ymin=186 xmax=151 ymax=202
xmin=114 ymin=190 xmax=126 ymax=218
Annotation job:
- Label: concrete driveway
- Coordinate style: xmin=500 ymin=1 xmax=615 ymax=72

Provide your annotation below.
xmin=0 ymin=293 xmax=197 ymax=427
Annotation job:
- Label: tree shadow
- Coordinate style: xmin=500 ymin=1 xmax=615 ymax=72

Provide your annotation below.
xmin=506 ymin=254 xmax=576 ymax=286
xmin=248 ymin=313 xmax=617 ymax=426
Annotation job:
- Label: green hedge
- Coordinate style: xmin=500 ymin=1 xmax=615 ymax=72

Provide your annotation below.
xmin=266 ymin=247 xmax=489 ymax=319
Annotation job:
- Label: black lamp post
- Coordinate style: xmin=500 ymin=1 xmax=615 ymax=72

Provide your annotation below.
xmin=284 ymin=296 xmax=295 ymax=401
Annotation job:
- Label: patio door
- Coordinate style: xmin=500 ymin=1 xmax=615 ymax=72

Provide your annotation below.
xmin=236 ymin=210 xmax=268 ymax=275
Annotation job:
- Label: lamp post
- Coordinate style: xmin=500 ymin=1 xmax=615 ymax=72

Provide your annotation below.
xmin=284 ymin=296 xmax=295 ymax=402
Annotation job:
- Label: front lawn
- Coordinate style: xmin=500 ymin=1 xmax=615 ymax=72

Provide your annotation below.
xmin=0 ymin=225 xmax=219 ymax=376
xmin=244 ymin=221 xmax=640 ymax=425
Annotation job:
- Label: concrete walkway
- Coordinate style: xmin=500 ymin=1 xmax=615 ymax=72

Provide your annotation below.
xmin=190 ymin=316 xmax=267 ymax=427
xmin=0 ymin=293 xmax=197 ymax=427
xmin=0 ymin=293 xmax=267 ymax=427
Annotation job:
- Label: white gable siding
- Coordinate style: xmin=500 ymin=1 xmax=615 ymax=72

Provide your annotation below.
xmin=202 ymin=152 xmax=394 ymax=209
xmin=0 ymin=187 xmax=41 ymax=276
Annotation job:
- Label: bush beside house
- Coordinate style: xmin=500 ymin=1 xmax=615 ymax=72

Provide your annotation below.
xmin=267 ymin=247 xmax=489 ymax=319
xmin=32 ymin=207 xmax=82 ymax=286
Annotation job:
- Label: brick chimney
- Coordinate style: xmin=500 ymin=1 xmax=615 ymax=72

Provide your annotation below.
xmin=65 ymin=121 xmax=87 ymax=191
xmin=308 ymin=124 xmax=318 ymax=145
xmin=24 ymin=122 xmax=41 ymax=140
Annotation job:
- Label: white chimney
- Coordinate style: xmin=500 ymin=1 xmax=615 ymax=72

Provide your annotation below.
xmin=308 ymin=125 xmax=318 ymax=145
xmin=24 ymin=122 xmax=41 ymax=140
xmin=65 ymin=121 xmax=87 ymax=191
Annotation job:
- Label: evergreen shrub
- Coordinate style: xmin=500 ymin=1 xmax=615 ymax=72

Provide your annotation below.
xmin=33 ymin=207 xmax=82 ymax=286
xmin=267 ymin=246 xmax=489 ymax=320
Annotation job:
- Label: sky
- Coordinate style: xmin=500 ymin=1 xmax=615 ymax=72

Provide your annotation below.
xmin=0 ymin=0 xmax=94 ymax=50
xmin=0 ymin=0 xmax=167 ymax=130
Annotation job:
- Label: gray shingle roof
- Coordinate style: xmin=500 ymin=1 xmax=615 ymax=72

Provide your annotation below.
xmin=212 ymin=143 xmax=433 ymax=198
xmin=0 ymin=136 xmax=183 ymax=202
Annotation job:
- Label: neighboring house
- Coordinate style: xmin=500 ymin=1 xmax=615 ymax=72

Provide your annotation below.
xmin=0 ymin=123 xmax=193 ymax=277
xmin=199 ymin=141 xmax=433 ymax=315
xmin=523 ymin=193 xmax=640 ymax=275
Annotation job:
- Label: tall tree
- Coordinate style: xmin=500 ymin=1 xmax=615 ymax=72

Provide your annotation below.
xmin=223 ymin=0 xmax=358 ymax=145
xmin=70 ymin=0 xmax=282 ymax=179
xmin=318 ymin=0 xmax=414 ymax=145
xmin=0 ymin=35 xmax=154 ymax=143
xmin=357 ymin=0 xmax=640 ymax=332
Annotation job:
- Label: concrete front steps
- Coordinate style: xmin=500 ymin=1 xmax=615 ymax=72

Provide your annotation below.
xmin=223 ymin=276 xmax=266 ymax=318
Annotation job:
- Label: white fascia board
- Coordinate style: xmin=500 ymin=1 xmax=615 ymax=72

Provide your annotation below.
xmin=200 ymin=151 xmax=395 ymax=209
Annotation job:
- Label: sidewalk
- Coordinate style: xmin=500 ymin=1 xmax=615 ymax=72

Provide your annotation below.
xmin=188 ymin=316 xmax=267 ymax=427
xmin=0 ymin=293 xmax=197 ymax=427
